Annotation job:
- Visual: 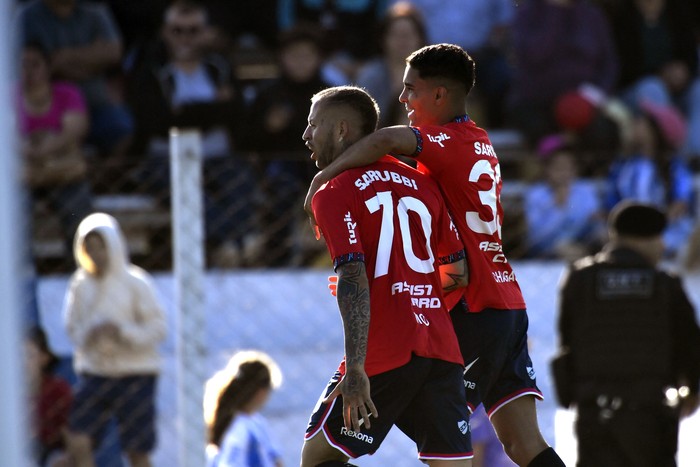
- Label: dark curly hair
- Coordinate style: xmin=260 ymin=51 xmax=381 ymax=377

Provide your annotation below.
xmin=406 ymin=43 xmax=476 ymax=95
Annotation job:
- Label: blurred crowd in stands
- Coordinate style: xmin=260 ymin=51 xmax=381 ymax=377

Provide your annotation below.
xmin=13 ymin=0 xmax=700 ymax=271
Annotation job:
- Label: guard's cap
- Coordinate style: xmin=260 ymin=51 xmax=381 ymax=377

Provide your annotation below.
xmin=609 ymin=201 xmax=667 ymax=238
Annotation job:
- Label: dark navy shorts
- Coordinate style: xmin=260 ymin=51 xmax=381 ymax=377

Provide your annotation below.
xmin=305 ymin=355 xmax=472 ymax=461
xmin=68 ymin=374 xmax=157 ymax=453
xmin=450 ymin=302 xmax=543 ymax=416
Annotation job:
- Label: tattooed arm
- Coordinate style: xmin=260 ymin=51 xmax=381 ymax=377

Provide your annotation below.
xmin=439 ymin=256 xmax=469 ymax=292
xmin=322 ymin=260 xmax=378 ymax=431
xmin=337 ymin=261 xmax=370 ymax=372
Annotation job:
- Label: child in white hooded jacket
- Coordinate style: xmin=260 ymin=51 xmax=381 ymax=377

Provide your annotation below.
xmin=63 ymin=212 xmax=166 ymax=467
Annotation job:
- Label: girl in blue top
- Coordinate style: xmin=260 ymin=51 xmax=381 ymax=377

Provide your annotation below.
xmin=204 ymin=350 xmax=284 ymax=467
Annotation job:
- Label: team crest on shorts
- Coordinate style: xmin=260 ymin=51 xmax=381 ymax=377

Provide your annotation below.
xmin=527 ymin=366 xmax=536 ymax=380
xmin=458 ymin=419 xmax=469 ymax=435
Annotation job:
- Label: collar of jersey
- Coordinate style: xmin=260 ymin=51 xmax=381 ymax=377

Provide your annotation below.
xmin=452 ymin=114 xmax=470 ymax=123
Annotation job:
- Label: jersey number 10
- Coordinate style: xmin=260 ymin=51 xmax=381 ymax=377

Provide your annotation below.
xmin=365 ymin=191 xmax=435 ymax=278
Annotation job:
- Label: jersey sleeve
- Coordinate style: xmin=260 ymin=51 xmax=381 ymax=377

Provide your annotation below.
xmin=312 ymin=181 xmax=365 ymax=271
xmin=407 ymin=124 xmax=459 ymax=173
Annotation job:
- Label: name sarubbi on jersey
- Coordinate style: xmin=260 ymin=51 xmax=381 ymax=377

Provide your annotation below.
xmin=354 ymin=170 xmax=419 ymax=191
xmin=473 ymin=141 xmax=496 ymax=157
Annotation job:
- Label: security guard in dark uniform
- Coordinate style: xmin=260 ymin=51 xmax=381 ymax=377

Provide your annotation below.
xmin=552 ymin=201 xmax=700 ymax=467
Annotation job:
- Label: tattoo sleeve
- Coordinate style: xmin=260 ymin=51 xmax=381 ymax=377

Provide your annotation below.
xmin=336 ymin=261 xmax=371 ymax=369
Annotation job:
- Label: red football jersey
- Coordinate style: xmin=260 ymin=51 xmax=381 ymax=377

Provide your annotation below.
xmin=410 ymin=117 xmax=527 ymax=312
xmin=313 ymin=156 xmax=465 ymax=376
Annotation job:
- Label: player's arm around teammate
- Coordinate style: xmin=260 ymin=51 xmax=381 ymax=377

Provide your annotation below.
xmin=304 ymin=125 xmax=417 ymax=235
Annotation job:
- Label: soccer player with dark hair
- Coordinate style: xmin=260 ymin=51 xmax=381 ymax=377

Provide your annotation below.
xmin=300 ymin=85 xmax=472 ymax=466
xmin=304 ymin=44 xmax=566 ymax=467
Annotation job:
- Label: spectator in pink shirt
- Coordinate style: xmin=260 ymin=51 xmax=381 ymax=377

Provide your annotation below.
xmin=17 ymin=41 xmax=93 ymax=261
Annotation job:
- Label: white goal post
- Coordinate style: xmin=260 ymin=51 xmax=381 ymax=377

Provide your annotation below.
xmin=0 ymin=0 xmax=30 ymax=464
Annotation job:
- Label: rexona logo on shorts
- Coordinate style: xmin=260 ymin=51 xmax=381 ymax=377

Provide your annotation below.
xmin=458 ymin=420 xmax=469 ymax=435
xmin=340 ymin=427 xmax=374 ymax=444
